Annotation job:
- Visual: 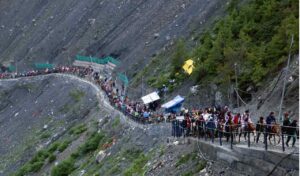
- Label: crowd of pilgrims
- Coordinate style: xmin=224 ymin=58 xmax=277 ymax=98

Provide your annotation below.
xmin=99 ymin=74 xmax=298 ymax=147
xmin=0 ymin=66 xmax=298 ymax=147
xmin=0 ymin=66 xmax=93 ymax=79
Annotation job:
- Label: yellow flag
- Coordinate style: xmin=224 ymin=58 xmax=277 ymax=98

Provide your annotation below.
xmin=182 ymin=59 xmax=194 ymax=75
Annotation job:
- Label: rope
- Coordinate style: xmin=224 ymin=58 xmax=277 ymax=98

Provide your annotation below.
xmin=234 ymin=88 xmax=247 ymax=105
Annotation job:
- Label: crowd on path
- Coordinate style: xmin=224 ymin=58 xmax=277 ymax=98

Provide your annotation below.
xmin=0 ymin=66 xmax=93 ymax=79
xmin=96 ymin=71 xmax=299 ymax=148
xmin=1 ymin=66 xmax=299 ymax=148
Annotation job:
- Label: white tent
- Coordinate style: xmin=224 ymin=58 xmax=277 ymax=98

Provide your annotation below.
xmin=141 ymin=92 xmax=160 ymax=104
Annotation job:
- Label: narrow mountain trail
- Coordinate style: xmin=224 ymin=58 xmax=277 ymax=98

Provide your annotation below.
xmin=0 ymin=73 xmax=298 ymax=154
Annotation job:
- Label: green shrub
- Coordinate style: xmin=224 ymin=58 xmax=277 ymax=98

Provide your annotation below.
xmin=69 ymin=124 xmax=87 ymax=135
xmin=30 ymin=150 xmax=49 ymax=164
xmin=58 ymin=140 xmax=70 ymax=153
xmin=194 ymin=160 xmax=207 ymax=172
xmin=79 ymin=132 xmax=105 ymax=154
xmin=124 ymin=153 xmax=149 ymax=176
xmin=70 ymin=151 xmax=79 ymax=159
xmin=112 ymin=117 xmax=120 ymax=128
xmin=48 ymin=142 xmax=60 ymax=153
xmin=15 ymin=164 xmax=31 ymax=176
xmin=40 ymin=132 xmax=51 ymax=139
xmin=51 ymin=158 xmax=75 ymax=176
xmin=30 ymin=161 xmax=44 ymax=172
xmin=107 ymin=164 xmax=121 ymax=175
xmin=175 ymin=153 xmax=193 ymax=167
xmin=48 ymin=154 xmax=56 ymax=163
xmin=14 ymin=150 xmax=49 ymax=175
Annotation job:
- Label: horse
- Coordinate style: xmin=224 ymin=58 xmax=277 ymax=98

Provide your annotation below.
xmin=268 ymin=123 xmax=281 ymax=145
xmin=238 ymin=123 xmax=256 ymax=143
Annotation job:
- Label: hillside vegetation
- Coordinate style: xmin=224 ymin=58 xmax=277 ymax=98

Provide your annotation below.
xmin=139 ymin=0 xmax=298 ymax=99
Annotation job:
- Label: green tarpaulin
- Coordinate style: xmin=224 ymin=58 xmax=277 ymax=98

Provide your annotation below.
xmin=118 ymin=73 xmax=129 ymax=85
xmin=75 ymin=55 xmax=120 ymax=65
xmin=34 ymin=63 xmax=54 ymax=69
xmin=104 ymin=56 xmax=120 ymax=65
xmin=8 ymin=65 xmax=16 ymax=72
xmin=75 ymin=55 xmax=105 ymax=64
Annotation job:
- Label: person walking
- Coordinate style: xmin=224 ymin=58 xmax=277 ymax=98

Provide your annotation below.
xmin=256 ymin=117 xmax=265 ymax=143
xmin=282 ymin=112 xmax=290 ymax=134
xmin=286 ymin=120 xmax=298 ymax=147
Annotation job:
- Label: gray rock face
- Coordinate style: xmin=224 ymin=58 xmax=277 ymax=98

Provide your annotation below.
xmin=0 ymin=0 xmax=227 ymax=74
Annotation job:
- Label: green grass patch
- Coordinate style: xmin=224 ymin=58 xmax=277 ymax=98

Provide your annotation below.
xmin=107 ymin=164 xmax=121 ymax=175
xmin=48 ymin=142 xmax=60 ymax=153
xmin=124 ymin=153 xmax=149 ymax=176
xmin=14 ymin=149 xmax=50 ymax=176
xmin=69 ymin=89 xmax=85 ymax=102
xmin=58 ymin=140 xmax=71 ymax=153
xmin=69 ymin=124 xmax=87 ymax=135
xmin=159 ymin=145 xmax=165 ymax=157
xmin=194 ymin=160 xmax=207 ymax=172
xmin=175 ymin=153 xmax=194 ymax=167
xmin=40 ymin=132 xmax=51 ymax=139
xmin=112 ymin=116 xmax=120 ymax=128
xmin=48 ymin=154 xmax=56 ymax=163
xmin=51 ymin=157 xmax=76 ymax=176
xmin=78 ymin=132 xmax=105 ymax=155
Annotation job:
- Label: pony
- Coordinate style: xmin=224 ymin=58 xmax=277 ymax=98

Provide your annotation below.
xmin=268 ymin=122 xmax=281 ymax=145
xmin=238 ymin=123 xmax=256 ymax=143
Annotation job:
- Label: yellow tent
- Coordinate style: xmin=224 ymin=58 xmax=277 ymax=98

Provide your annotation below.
xmin=182 ymin=59 xmax=194 ymax=75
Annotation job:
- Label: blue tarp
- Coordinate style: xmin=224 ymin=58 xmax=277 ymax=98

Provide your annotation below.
xmin=162 ymin=95 xmax=184 ymax=113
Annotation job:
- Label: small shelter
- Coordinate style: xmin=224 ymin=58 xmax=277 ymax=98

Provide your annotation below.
xmin=161 ymin=95 xmax=184 ymax=113
xmin=141 ymin=92 xmax=160 ymax=104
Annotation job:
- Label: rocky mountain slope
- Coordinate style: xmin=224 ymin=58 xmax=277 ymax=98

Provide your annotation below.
xmin=0 ymin=0 xmax=227 ymax=73
xmin=1 ymin=75 xmax=297 ymax=176
xmin=0 ymin=74 xmax=99 ymax=175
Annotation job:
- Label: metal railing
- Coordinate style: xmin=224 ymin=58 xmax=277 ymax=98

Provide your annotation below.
xmin=1 ymin=69 xmax=299 ymax=152
xmin=171 ymin=119 xmax=299 ymax=152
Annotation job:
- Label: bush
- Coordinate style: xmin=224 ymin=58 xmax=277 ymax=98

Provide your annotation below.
xmin=40 ymin=132 xmax=51 ymax=139
xmin=30 ymin=161 xmax=44 ymax=172
xmin=48 ymin=142 xmax=60 ymax=153
xmin=79 ymin=132 xmax=105 ymax=155
xmin=112 ymin=117 xmax=120 ymax=128
xmin=70 ymin=151 xmax=79 ymax=159
xmin=51 ymin=158 xmax=75 ymax=176
xmin=48 ymin=154 xmax=56 ymax=163
xmin=58 ymin=140 xmax=70 ymax=153
xmin=175 ymin=153 xmax=193 ymax=167
xmin=14 ymin=150 xmax=49 ymax=175
xmin=124 ymin=153 xmax=149 ymax=176
xmin=69 ymin=124 xmax=87 ymax=135
xmin=30 ymin=150 xmax=49 ymax=164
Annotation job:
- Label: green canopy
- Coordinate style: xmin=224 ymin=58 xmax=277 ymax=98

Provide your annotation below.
xmin=8 ymin=65 xmax=16 ymax=72
xmin=105 ymin=56 xmax=120 ymax=65
xmin=76 ymin=55 xmax=101 ymax=63
xmin=117 ymin=73 xmax=129 ymax=86
xmin=34 ymin=63 xmax=54 ymax=69
xmin=76 ymin=55 xmax=108 ymax=65
xmin=75 ymin=55 xmax=120 ymax=65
